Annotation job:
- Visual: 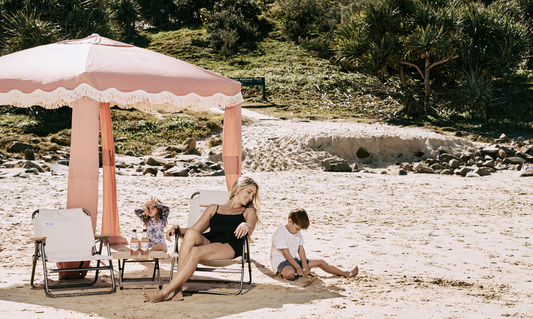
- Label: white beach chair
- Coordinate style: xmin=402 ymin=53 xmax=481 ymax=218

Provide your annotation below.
xmin=30 ymin=208 xmax=116 ymax=297
xmin=169 ymin=190 xmax=252 ymax=295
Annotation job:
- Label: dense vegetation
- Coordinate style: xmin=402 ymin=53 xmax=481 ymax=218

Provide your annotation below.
xmin=1 ymin=0 xmax=533 ymax=157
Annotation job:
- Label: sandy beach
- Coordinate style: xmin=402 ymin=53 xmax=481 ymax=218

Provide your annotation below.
xmin=1 ymin=119 xmax=532 ymax=318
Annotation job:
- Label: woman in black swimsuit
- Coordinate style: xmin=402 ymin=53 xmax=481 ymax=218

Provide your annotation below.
xmin=143 ymin=176 xmax=260 ymax=303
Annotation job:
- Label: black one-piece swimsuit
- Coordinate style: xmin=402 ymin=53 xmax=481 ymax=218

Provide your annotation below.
xmin=202 ymin=205 xmax=246 ymax=257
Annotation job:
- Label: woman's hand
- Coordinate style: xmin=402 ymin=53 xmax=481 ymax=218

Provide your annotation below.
xmin=165 ymin=227 xmax=175 ymax=242
xmin=234 ymin=222 xmax=250 ymax=239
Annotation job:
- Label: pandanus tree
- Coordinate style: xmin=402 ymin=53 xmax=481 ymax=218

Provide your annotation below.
xmin=400 ymin=25 xmax=458 ymax=115
xmin=336 ymin=0 xmax=460 ymax=116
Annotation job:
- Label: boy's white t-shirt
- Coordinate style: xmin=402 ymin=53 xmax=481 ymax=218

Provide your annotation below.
xmin=270 ymin=224 xmax=306 ymax=271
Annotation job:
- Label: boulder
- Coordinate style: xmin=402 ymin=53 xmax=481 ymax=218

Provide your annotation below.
xmin=440 ymin=153 xmax=462 ymax=162
xmin=474 ymin=167 xmax=491 ymax=176
xmin=502 ymin=157 xmax=525 ymax=165
xmin=414 ymin=163 xmax=434 ymax=174
xmin=520 ymin=169 xmax=533 ymax=177
xmin=454 ymin=167 xmax=470 ymax=177
xmin=440 ymin=169 xmax=454 ymax=175
xmin=7 ymin=141 xmax=33 ymax=153
xmin=322 ymin=158 xmax=352 ymax=172
xmin=146 ymin=157 xmax=167 ymax=166
xmin=24 ymin=148 xmax=35 ymax=160
xmin=496 ymin=149 xmax=507 ymax=159
xmin=50 ymin=163 xmax=69 ymax=176
xmin=142 ymin=167 xmax=158 ymax=176
xmin=449 ymin=159 xmax=461 ymax=169
xmin=182 ymin=138 xmax=196 ymax=153
xmin=466 ymin=172 xmax=480 ymax=178
xmin=164 ymin=166 xmax=189 ymax=177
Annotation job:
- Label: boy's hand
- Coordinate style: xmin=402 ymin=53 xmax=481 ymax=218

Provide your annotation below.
xmin=296 ymin=267 xmax=304 ymax=277
xmin=303 ymin=267 xmax=310 ymax=278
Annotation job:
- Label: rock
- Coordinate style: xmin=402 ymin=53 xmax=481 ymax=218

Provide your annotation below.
xmin=162 ymin=162 xmax=176 ymax=171
xmin=414 ymin=163 xmax=434 ymax=174
xmin=497 ymin=149 xmax=507 ymax=159
xmin=24 ymin=148 xmax=35 ymax=160
xmin=401 ymin=163 xmax=414 ymax=171
xmin=440 ymin=169 xmax=454 ymax=175
xmin=474 ymin=167 xmax=491 ymax=176
xmin=482 ymin=159 xmax=494 ymax=168
xmin=350 ymin=163 xmax=359 ymax=172
xmin=7 ymin=141 xmax=33 ymax=153
xmin=466 ymin=172 xmax=480 ymax=178
xmin=164 ymin=166 xmax=189 ymax=177
xmin=23 ymin=161 xmax=44 ymax=172
xmin=146 ymin=157 xmax=167 ymax=166
xmin=498 ymin=133 xmax=509 ymax=143
xmin=208 ymin=163 xmax=222 ymax=170
xmin=440 ymin=153 xmax=461 ymax=162
xmin=454 ymin=167 xmax=470 ymax=177
xmin=449 ymin=159 xmax=462 ymax=169
xmin=142 ymin=167 xmax=158 ymax=176
xmin=0 ymin=168 xmax=26 ymax=178
xmin=520 ymin=169 xmax=533 ymax=177
xmin=502 ymin=157 xmax=525 ymax=165
xmin=482 ymin=146 xmax=499 ymax=155
xmin=3 ymin=160 xmax=24 ymax=168
xmin=389 ymin=169 xmax=408 ymax=175
xmin=115 ymin=160 xmax=129 ymax=169
xmin=25 ymin=168 xmax=39 ymax=175
xmin=522 ymin=145 xmax=533 ymax=155
xmin=425 ymin=158 xmax=441 ymax=166
xmin=430 ymin=163 xmax=445 ymax=171
xmin=210 ymin=169 xmax=225 ymax=177
xmin=356 ymin=147 xmax=370 ymax=159
xmin=182 ymin=138 xmax=196 ymax=153
xmin=50 ymin=163 xmax=69 ymax=175
xmin=322 ymin=158 xmax=352 ymax=172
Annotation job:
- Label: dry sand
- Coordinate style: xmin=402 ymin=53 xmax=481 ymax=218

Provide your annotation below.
xmin=1 ymin=119 xmax=532 ymax=318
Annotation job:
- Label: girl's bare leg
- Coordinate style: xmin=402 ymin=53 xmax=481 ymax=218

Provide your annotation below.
xmin=308 ymin=260 xmax=358 ymax=278
xmin=142 ymin=241 xmax=235 ymax=303
xmin=149 ymin=243 xmax=166 ymax=252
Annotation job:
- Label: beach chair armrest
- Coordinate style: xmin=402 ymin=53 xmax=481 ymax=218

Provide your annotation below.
xmin=31 ymin=236 xmax=46 ymax=244
xmin=95 ymin=234 xmax=112 ymax=241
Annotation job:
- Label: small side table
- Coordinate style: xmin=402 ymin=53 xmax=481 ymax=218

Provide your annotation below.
xmin=112 ymin=251 xmax=169 ymax=290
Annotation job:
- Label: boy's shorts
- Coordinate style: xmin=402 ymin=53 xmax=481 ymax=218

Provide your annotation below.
xmin=276 ymin=258 xmax=311 ymax=280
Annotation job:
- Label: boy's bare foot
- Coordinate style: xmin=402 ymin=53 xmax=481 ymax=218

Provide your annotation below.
xmin=142 ymin=290 xmax=168 ymax=303
xmin=170 ymin=287 xmax=184 ymax=301
xmin=348 ymin=266 xmax=359 ymax=278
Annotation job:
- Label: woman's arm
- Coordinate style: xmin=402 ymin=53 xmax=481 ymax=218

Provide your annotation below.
xmin=236 ymin=207 xmax=257 ymax=239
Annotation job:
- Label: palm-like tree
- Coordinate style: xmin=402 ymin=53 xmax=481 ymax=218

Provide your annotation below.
xmin=401 ymin=25 xmax=458 ymax=114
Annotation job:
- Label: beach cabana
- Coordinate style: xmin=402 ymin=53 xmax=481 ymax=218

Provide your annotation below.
xmin=0 ymin=34 xmax=243 ymax=245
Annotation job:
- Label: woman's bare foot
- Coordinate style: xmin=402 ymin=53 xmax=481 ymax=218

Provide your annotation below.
xmin=170 ymin=287 xmax=184 ymax=301
xmin=348 ymin=266 xmax=359 ymax=278
xmin=142 ymin=290 xmax=168 ymax=303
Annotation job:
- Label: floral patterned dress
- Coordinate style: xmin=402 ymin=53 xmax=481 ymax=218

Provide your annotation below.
xmin=134 ymin=203 xmax=169 ymax=250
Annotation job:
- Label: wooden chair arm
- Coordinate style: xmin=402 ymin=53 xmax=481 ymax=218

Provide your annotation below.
xmin=95 ymin=234 xmax=112 ymax=241
xmin=31 ymin=237 xmax=46 ymax=243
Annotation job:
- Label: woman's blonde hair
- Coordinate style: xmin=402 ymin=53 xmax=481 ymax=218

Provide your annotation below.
xmin=229 ymin=176 xmax=261 ymax=224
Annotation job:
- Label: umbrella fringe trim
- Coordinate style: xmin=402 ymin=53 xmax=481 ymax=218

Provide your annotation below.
xmin=0 ymin=85 xmax=244 ymax=110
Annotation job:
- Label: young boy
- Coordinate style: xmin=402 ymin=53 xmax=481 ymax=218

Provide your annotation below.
xmin=270 ymin=208 xmax=359 ymax=280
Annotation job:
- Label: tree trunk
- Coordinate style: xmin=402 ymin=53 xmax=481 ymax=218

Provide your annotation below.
xmin=424 ymin=52 xmax=430 ymax=114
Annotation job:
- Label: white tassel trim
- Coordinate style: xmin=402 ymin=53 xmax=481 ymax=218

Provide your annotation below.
xmin=0 ymin=84 xmax=243 ymax=111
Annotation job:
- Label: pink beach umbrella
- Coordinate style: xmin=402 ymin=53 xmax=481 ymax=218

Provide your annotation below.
xmin=0 ymin=34 xmax=243 ymax=244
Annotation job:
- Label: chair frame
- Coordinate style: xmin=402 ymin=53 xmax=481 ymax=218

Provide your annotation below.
xmin=169 ymin=191 xmax=252 ymax=295
xmin=30 ymin=208 xmax=116 ymax=298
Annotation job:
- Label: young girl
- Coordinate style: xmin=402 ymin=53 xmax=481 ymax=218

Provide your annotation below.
xmin=134 ymin=196 xmax=169 ymax=252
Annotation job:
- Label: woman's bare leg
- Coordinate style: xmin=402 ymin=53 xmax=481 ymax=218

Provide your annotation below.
xmin=142 ymin=242 xmax=235 ymax=303
xmin=308 ymin=260 xmax=358 ymax=278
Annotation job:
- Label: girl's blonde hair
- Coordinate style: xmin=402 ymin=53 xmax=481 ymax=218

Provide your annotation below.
xmin=229 ymin=176 xmax=261 ymax=224
xmin=143 ymin=198 xmax=168 ymax=227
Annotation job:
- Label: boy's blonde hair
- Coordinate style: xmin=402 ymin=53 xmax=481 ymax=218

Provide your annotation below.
xmin=288 ymin=208 xmax=310 ymax=230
